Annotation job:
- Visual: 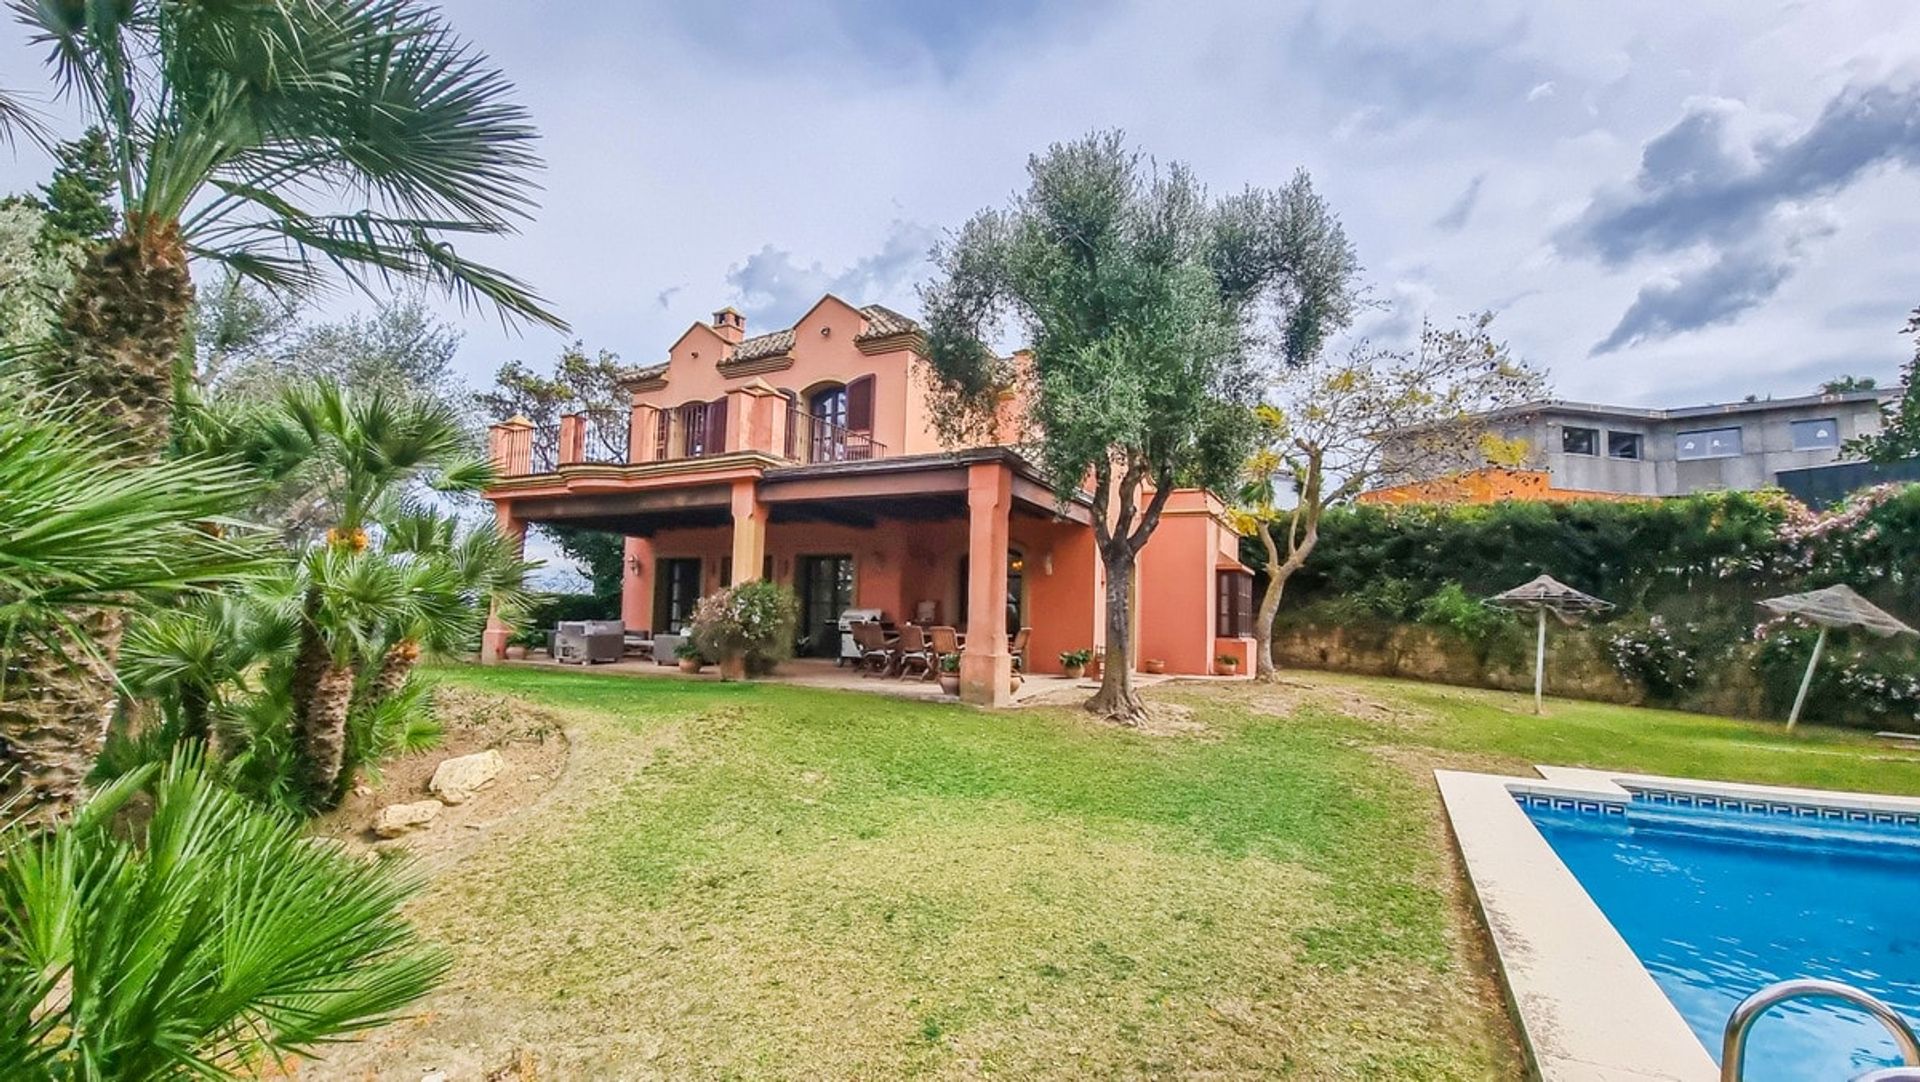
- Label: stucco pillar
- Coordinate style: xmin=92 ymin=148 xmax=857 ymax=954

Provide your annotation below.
xmin=729 ymin=478 xmax=767 ymax=584
xmin=481 ymin=502 xmax=527 ymax=663
xmin=621 ymin=535 xmax=653 ymax=630
xmin=487 ymin=416 xmax=534 ymax=476
xmin=557 ymin=413 xmax=586 ymax=466
xmin=961 ymin=461 xmax=1013 ymax=706
xmin=631 ymin=403 xmax=658 ymax=463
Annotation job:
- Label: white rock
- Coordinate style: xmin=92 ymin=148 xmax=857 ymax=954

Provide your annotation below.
xmin=372 ymin=801 xmax=441 ymax=838
xmin=429 ymin=749 xmax=505 ymax=805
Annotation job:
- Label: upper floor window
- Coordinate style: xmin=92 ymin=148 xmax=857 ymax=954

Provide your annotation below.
xmin=1676 ymin=426 xmax=1742 ymax=460
xmin=1790 ymin=418 xmax=1840 ymax=451
xmin=1607 ymin=431 xmax=1642 ymax=460
xmin=1561 ymin=426 xmax=1598 ymax=456
xmin=810 ymin=385 xmax=848 ymax=429
xmin=794 ymin=377 xmax=877 ymax=463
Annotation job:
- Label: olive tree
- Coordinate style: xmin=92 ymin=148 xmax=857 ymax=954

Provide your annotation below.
xmin=1235 ymin=313 xmax=1546 ymax=679
xmin=919 ymin=132 xmax=1354 ymax=722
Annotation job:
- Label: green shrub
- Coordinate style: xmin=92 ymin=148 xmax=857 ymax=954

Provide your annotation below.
xmin=690 ymin=580 xmax=799 ymax=678
xmin=1060 ymin=648 xmax=1093 ymax=668
xmin=1413 ymin=582 xmax=1505 ymax=643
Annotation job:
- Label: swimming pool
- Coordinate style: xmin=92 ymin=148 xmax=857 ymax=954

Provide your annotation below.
xmin=1520 ymin=790 xmax=1920 ymax=1081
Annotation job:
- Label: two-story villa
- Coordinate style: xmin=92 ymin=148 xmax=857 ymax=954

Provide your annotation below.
xmin=481 ymin=296 xmax=1256 ymax=704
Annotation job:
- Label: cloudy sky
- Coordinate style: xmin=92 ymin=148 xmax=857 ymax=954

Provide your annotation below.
xmin=6 ymin=0 xmax=1920 ymax=408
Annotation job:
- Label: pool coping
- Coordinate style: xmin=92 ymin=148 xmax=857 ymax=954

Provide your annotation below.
xmin=1436 ymin=767 xmax=1920 ymax=1081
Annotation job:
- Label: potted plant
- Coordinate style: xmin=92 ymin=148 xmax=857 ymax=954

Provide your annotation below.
xmin=1143 ymin=658 xmax=1166 ymax=675
xmin=674 ymin=640 xmax=706 ymax=674
xmin=1216 ymin=653 xmax=1241 ymax=677
xmin=938 ymin=652 xmax=961 ymax=696
xmin=689 ymin=581 xmax=800 ymax=682
xmin=1060 ymin=648 xmax=1093 ymax=680
xmin=504 ymin=628 xmax=536 ymax=661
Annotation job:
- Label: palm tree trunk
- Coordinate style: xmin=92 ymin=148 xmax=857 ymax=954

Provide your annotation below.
xmin=0 ymin=611 xmax=124 ymax=831
xmin=47 ymin=217 xmax=195 ymax=454
xmin=299 ymin=661 xmax=356 ymax=810
xmin=1 ymin=221 xmax=194 ymax=828
xmin=368 ymin=640 xmax=421 ymax=709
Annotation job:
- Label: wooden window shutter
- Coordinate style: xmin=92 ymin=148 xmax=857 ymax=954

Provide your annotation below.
xmin=845 ymin=375 xmax=875 ymax=432
xmin=1216 ymin=572 xmax=1231 ymax=638
xmin=706 ymin=397 xmax=728 ymax=453
xmin=1236 ymin=573 xmax=1255 ymax=638
xmin=654 ymin=409 xmax=671 ymax=460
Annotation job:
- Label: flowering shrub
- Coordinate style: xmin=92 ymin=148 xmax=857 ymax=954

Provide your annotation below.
xmin=1754 ymin=618 xmax=1920 ymax=726
xmin=689 ymin=580 xmax=799 ymax=678
xmin=1605 ymin=616 xmax=1708 ymax=701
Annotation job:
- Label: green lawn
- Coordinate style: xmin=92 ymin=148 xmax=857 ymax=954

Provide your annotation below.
xmin=319 ymin=667 xmax=1920 ymax=1080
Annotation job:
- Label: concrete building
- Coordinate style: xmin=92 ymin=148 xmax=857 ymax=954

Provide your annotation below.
xmin=1378 ymin=390 xmax=1890 ymax=500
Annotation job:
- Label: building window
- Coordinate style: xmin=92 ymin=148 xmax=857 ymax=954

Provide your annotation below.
xmin=1607 ymin=431 xmax=1642 ymax=460
xmin=1791 ymin=418 xmax=1840 ymax=451
xmin=1676 ymin=426 xmax=1743 ymax=460
xmin=1216 ymin=570 xmax=1255 ymax=639
xmin=655 ymin=558 xmax=702 ymax=633
xmin=1561 ymin=426 xmax=1598 ymax=456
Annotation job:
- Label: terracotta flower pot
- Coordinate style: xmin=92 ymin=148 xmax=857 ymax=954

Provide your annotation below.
xmin=1217 ymin=661 xmax=1239 ymax=677
xmin=719 ymin=655 xmax=747 ymax=682
xmin=1143 ymin=659 xmax=1166 ymax=675
xmin=504 ymin=645 xmax=528 ymax=661
xmin=678 ymin=657 xmax=704 ymax=674
xmin=939 ymin=673 xmax=961 ymax=696
xmin=1062 ymin=663 xmax=1086 ymax=680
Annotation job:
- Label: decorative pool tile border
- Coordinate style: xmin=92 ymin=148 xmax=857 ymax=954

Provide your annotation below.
xmin=1513 ymin=791 xmax=1627 ymax=817
xmin=1628 ymin=786 xmax=1920 ymax=828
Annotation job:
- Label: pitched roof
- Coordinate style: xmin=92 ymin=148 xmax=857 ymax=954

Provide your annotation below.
xmin=720 ymin=303 xmax=922 ymax=366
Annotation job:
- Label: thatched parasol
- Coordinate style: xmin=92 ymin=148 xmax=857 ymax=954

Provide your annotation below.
xmin=1487 ymin=575 xmax=1615 ymax=715
xmin=1759 ymin=585 xmax=1917 ymax=729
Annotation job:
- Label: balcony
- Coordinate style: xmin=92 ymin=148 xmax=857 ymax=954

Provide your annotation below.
xmin=488 ymin=391 xmax=888 ymax=478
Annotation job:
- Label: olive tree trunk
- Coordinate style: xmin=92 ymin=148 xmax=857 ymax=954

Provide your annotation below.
xmin=1085 ymin=545 xmax=1145 ymax=720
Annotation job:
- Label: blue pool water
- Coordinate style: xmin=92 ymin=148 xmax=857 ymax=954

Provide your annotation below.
xmin=1522 ymin=792 xmax=1920 ymax=1082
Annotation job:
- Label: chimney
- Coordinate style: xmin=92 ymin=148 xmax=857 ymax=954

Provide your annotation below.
xmin=712 ymin=306 xmax=746 ymax=346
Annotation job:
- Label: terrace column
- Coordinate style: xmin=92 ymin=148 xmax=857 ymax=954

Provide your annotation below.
xmin=621 ymin=535 xmax=653 ymax=630
xmin=730 ymin=478 xmax=767 ymax=584
xmin=481 ymin=503 xmax=527 ymax=663
xmin=961 ymin=461 xmax=1013 ymax=706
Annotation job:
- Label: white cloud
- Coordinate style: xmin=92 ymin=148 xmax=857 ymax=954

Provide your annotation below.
xmin=5 ymin=0 xmax=1920 ymax=409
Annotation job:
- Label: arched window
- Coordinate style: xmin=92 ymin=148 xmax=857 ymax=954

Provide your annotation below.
xmin=805 ymin=384 xmax=848 ymax=462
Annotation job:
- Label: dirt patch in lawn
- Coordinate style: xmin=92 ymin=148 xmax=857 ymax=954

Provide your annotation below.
xmin=310 ymin=687 xmax=572 ymax=868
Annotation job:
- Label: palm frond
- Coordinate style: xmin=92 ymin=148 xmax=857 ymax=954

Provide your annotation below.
xmin=0 ymin=751 xmax=448 ymax=1074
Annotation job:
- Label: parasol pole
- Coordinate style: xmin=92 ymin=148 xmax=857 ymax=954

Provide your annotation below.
xmin=1786 ymin=625 xmax=1829 ymax=731
xmin=1534 ymin=607 xmax=1547 ymax=716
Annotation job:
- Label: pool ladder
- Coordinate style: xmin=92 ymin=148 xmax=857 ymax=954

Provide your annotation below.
xmin=1722 ymin=979 xmax=1920 ymax=1081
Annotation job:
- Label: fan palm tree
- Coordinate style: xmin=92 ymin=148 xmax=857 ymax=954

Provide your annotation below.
xmin=0 ymin=387 xmax=265 ymax=828
xmin=0 ymin=752 xmax=449 ymax=1078
xmin=4 ymin=0 xmax=561 ymax=452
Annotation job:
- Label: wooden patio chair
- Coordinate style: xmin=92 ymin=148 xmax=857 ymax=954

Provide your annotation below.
xmin=929 ymin=626 xmax=962 ymax=682
xmin=1009 ymin=626 xmax=1032 ymax=673
xmin=852 ymin=622 xmax=894 ymax=677
xmin=895 ymin=625 xmax=934 ymax=680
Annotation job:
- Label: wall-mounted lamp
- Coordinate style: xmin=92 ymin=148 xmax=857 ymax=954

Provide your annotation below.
xmin=1041 ymin=552 xmax=1054 ymax=576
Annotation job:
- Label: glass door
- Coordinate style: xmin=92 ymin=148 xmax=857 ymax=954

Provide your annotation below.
xmin=797 ymin=555 xmax=854 ymax=656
